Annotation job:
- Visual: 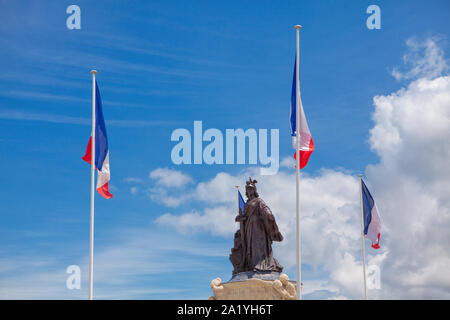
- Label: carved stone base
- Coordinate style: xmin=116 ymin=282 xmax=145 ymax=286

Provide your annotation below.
xmin=209 ymin=274 xmax=297 ymax=300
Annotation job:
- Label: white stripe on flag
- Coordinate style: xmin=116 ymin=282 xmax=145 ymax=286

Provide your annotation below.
xmin=366 ymin=204 xmax=381 ymax=243
xmin=96 ymin=151 xmax=110 ymax=189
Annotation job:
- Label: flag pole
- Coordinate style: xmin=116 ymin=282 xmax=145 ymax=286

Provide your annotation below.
xmin=358 ymin=174 xmax=368 ymax=300
xmin=294 ymin=24 xmax=302 ymax=300
xmin=235 ymin=185 xmax=246 ymax=271
xmin=89 ymin=70 xmax=97 ymax=300
xmin=235 ymin=185 xmax=241 ymax=216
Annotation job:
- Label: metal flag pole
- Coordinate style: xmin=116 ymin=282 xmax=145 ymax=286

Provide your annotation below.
xmin=89 ymin=70 xmax=97 ymax=300
xmin=235 ymin=185 xmax=240 ymax=212
xmin=235 ymin=185 xmax=246 ymax=270
xmin=294 ymin=24 xmax=302 ymax=300
xmin=358 ymin=174 xmax=368 ymax=300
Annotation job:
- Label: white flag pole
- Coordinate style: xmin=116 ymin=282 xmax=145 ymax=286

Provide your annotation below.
xmin=294 ymin=24 xmax=302 ymax=300
xmin=89 ymin=70 xmax=97 ymax=300
xmin=358 ymin=174 xmax=368 ymax=300
xmin=235 ymin=185 xmax=241 ymax=217
xmin=236 ymin=185 xmax=246 ymax=271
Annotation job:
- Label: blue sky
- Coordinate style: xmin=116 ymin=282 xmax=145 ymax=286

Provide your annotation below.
xmin=1 ymin=1 xmax=450 ymax=299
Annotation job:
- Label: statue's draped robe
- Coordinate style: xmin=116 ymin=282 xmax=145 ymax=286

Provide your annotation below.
xmin=242 ymin=197 xmax=283 ymax=272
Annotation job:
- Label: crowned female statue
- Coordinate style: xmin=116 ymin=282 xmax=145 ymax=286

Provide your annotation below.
xmin=230 ymin=178 xmax=284 ymax=278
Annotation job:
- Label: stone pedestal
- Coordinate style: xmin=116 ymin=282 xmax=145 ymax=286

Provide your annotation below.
xmin=209 ymin=273 xmax=297 ymax=300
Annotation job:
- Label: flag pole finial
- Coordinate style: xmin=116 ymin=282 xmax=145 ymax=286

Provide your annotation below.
xmin=294 ymin=25 xmax=302 ymax=30
xmin=90 ymin=70 xmax=98 ymax=75
xmin=358 ymin=174 xmax=363 ymax=178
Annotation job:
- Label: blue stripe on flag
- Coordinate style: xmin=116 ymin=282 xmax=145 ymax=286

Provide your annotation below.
xmin=94 ymin=82 xmax=108 ymax=171
xmin=290 ymin=57 xmax=296 ymax=138
xmin=361 ymin=179 xmax=375 ymax=235
xmin=238 ymin=191 xmax=245 ymax=216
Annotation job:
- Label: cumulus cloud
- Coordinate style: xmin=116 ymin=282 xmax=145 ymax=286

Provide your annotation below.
xmin=369 ymin=76 xmax=450 ymax=183
xmin=280 ymin=156 xmax=295 ymax=169
xmin=149 ymin=168 xmax=193 ymax=188
xmin=157 ymin=206 xmax=238 ymax=237
xmin=153 ymin=38 xmax=450 ymax=299
xmin=365 ymin=72 xmax=450 ymax=299
xmin=138 ymin=168 xmax=194 ymax=206
xmin=155 ymin=167 xmax=365 ymax=298
xmin=147 ymin=186 xmax=189 ymax=208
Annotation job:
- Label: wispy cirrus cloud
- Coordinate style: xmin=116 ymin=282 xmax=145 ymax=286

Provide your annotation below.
xmin=0 ymin=90 xmax=89 ymax=104
xmin=0 ymin=109 xmax=175 ymax=127
xmin=5 ymin=41 xmax=218 ymax=80
xmin=123 ymin=177 xmax=145 ymax=184
xmin=392 ymin=37 xmax=448 ymax=81
xmin=0 ymin=227 xmax=225 ymax=299
xmin=0 ymin=89 xmax=155 ymax=108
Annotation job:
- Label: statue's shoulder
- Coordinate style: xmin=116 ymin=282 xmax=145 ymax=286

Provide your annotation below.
xmin=246 ymin=197 xmax=264 ymax=207
xmin=254 ymin=197 xmax=266 ymax=207
xmin=256 ymin=198 xmax=273 ymax=214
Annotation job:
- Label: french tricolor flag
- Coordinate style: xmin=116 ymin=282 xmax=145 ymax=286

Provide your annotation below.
xmin=361 ymin=179 xmax=381 ymax=249
xmin=82 ymin=82 xmax=113 ymax=199
xmin=290 ymin=58 xmax=314 ymax=169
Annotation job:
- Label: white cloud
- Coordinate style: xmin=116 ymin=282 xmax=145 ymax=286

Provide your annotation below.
xmin=149 ymin=168 xmax=193 ymax=188
xmin=365 ymin=72 xmax=450 ymax=299
xmin=0 ymin=109 xmax=172 ymax=127
xmin=147 ymin=186 xmax=189 ymax=208
xmin=123 ymin=177 xmax=145 ymax=184
xmin=147 ymin=168 xmax=195 ymax=206
xmin=157 ymin=206 xmax=237 ymax=237
xmin=280 ymin=156 xmax=295 ymax=169
xmin=130 ymin=186 xmax=138 ymax=195
xmin=369 ymin=76 xmax=450 ymax=184
xmin=392 ymin=38 xmax=448 ymax=81
xmin=193 ymin=172 xmax=242 ymax=205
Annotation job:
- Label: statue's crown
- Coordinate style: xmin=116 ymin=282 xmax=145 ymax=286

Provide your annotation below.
xmin=246 ymin=177 xmax=258 ymax=189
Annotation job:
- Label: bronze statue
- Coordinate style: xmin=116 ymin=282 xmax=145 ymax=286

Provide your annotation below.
xmin=229 ymin=178 xmax=284 ymax=279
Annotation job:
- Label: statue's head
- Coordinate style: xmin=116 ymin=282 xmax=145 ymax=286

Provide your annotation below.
xmin=245 ymin=177 xmax=259 ymax=199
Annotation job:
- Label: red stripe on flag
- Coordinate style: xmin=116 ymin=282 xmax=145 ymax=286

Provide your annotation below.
xmin=97 ymin=182 xmax=113 ymax=199
xmin=371 ymin=233 xmax=381 ymax=249
xmin=293 ymin=137 xmax=314 ymax=170
xmin=82 ymin=137 xmax=93 ymax=164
